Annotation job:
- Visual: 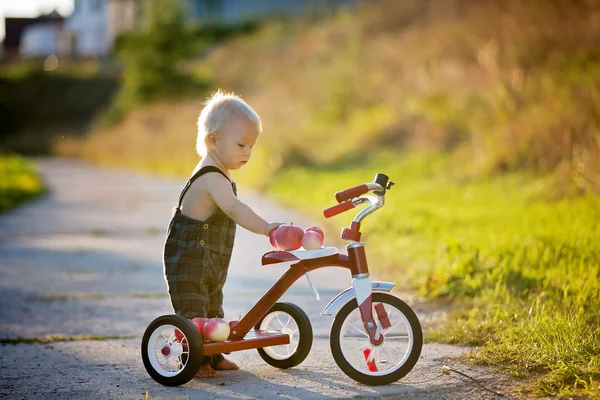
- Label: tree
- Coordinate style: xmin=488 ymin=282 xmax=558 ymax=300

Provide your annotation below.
xmin=114 ymin=0 xmax=199 ymax=109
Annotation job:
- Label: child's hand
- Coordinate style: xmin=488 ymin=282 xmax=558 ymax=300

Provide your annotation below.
xmin=264 ymin=222 xmax=284 ymax=236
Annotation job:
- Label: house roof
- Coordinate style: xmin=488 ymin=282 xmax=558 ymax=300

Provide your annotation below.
xmin=3 ymin=12 xmax=65 ymax=50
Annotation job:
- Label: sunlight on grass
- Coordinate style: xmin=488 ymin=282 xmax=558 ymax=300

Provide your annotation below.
xmin=0 ymin=154 xmax=45 ymax=212
xmin=267 ymin=151 xmax=600 ymax=398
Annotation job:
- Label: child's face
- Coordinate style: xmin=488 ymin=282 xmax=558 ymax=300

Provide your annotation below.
xmin=212 ymin=115 xmax=259 ymax=170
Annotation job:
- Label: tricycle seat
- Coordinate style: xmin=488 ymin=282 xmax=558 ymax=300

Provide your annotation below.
xmin=262 ymin=246 xmax=339 ymax=266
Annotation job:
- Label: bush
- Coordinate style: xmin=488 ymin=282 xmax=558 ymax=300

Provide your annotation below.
xmin=0 ymin=154 xmax=45 ymax=212
xmin=108 ymin=0 xmax=205 ymax=123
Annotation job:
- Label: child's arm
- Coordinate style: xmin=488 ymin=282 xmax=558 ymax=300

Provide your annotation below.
xmin=205 ymin=173 xmax=282 ymax=235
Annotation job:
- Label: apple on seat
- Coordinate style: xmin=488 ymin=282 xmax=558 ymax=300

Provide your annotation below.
xmin=302 ymin=226 xmax=324 ymax=250
xmin=269 ymin=224 xmax=326 ymax=251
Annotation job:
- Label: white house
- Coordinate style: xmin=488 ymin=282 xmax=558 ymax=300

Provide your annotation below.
xmin=21 ymin=23 xmax=62 ymax=58
xmin=59 ymin=0 xmax=356 ymax=58
xmin=62 ymin=0 xmax=143 ymax=57
xmin=65 ymin=0 xmax=110 ymax=57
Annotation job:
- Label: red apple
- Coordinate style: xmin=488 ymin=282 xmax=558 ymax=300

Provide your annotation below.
xmin=269 ymin=228 xmax=278 ymax=249
xmin=302 ymin=230 xmax=324 ymax=250
xmin=305 ymin=226 xmax=324 ymax=238
xmin=192 ymin=317 xmax=208 ymax=336
xmin=274 ymin=224 xmax=304 ymax=251
xmin=203 ymin=318 xmax=230 ymax=342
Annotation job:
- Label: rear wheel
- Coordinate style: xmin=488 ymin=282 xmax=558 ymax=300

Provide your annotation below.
xmin=141 ymin=314 xmax=203 ymax=386
xmin=255 ymin=302 xmax=313 ymax=368
xmin=330 ymin=293 xmax=422 ymax=385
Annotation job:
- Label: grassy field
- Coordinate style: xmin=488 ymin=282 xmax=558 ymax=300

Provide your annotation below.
xmin=267 ymin=150 xmax=600 ymax=397
xmin=0 ymin=154 xmax=45 ymax=212
xmin=38 ymin=0 xmax=600 ymax=396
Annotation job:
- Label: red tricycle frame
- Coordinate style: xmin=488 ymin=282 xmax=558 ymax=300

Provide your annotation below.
xmin=202 ymin=176 xmax=394 ymax=355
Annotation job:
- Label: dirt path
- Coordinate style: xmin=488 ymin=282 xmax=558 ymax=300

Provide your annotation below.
xmin=0 ymin=158 xmax=512 ymax=399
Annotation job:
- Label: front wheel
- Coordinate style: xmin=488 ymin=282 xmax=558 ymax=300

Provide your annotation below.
xmin=255 ymin=302 xmax=313 ymax=368
xmin=330 ymin=293 xmax=423 ymax=386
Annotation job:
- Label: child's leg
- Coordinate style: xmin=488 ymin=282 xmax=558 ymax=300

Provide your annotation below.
xmin=167 ymin=279 xmax=219 ymax=377
xmin=207 ymin=282 xmax=239 ymax=370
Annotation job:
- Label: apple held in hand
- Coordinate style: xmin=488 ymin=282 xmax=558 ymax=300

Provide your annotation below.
xmin=269 ymin=228 xmax=278 ymax=248
xmin=302 ymin=229 xmax=324 ymax=250
xmin=203 ymin=318 xmax=231 ymax=342
xmin=273 ymin=224 xmax=304 ymax=251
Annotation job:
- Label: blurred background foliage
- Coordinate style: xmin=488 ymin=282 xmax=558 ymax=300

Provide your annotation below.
xmin=47 ymin=0 xmax=600 ymax=195
xmin=0 ymin=154 xmax=45 ymax=212
xmin=107 ymin=0 xmax=202 ymax=124
xmin=1 ymin=0 xmax=599 ymax=396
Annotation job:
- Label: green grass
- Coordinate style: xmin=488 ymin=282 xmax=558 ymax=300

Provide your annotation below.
xmin=0 ymin=154 xmax=45 ymax=212
xmin=266 ymin=150 xmax=600 ymax=398
xmin=29 ymin=292 xmax=167 ymax=302
xmin=0 ymin=334 xmax=136 ymax=345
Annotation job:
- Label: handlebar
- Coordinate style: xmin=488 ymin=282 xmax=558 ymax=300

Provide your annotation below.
xmin=335 ymin=184 xmax=369 ymax=203
xmin=323 ymin=200 xmax=355 ymax=218
xmin=323 ymin=173 xmax=395 ymax=221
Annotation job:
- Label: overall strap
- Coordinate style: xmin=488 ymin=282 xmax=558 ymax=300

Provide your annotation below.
xmin=177 ymin=166 xmax=231 ymax=209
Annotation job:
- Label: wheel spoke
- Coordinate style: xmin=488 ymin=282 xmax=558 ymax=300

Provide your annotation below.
xmin=384 ymin=335 xmax=409 ymax=340
xmin=384 ymin=322 xmax=403 ymax=333
xmin=276 ymin=314 xmax=285 ymax=328
xmin=379 ymin=345 xmax=393 ymax=362
xmin=347 ymin=341 xmax=370 ymax=353
xmin=347 ymin=322 xmax=369 ymax=337
xmin=380 ymin=344 xmax=395 ymax=363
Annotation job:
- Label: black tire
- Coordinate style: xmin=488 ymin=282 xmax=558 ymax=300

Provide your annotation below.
xmin=254 ymin=302 xmax=313 ymax=369
xmin=141 ymin=314 xmax=203 ymax=386
xmin=330 ymin=293 xmax=422 ymax=386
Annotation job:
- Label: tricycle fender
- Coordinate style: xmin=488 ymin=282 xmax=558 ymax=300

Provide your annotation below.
xmin=320 ymin=281 xmax=395 ymax=316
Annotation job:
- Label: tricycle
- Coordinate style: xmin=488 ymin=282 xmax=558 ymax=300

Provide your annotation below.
xmin=142 ymin=173 xmax=423 ymax=386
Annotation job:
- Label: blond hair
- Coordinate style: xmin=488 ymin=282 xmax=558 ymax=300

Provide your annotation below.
xmin=196 ymin=90 xmax=262 ymax=157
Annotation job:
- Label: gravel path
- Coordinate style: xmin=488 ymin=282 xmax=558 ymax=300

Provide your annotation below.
xmin=0 ymin=159 xmax=513 ymax=399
